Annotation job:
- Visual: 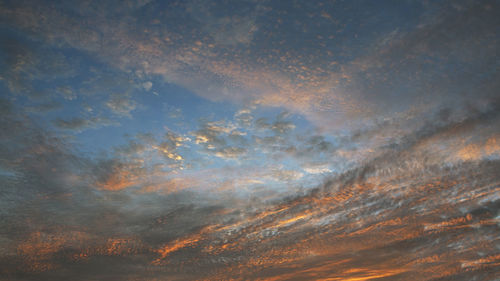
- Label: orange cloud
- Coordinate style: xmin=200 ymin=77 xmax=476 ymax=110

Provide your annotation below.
xmin=153 ymin=226 xmax=218 ymax=265
xmin=97 ymin=169 xmax=142 ymax=191
xmin=17 ymin=231 xmax=91 ymax=272
xmin=318 ymin=268 xmax=407 ymax=281
xmin=457 ymin=143 xmax=481 ymax=161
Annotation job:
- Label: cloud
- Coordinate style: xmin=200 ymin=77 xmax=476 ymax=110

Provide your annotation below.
xmin=0 ymin=99 xmax=228 ymax=278
xmin=106 ymin=93 xmax=137 ymax=117
xmin=25 ymin=101 xmax=62 ymax=113
xmin=52 ymin=116 xmax=116 ymax=131
xmin=95 ymin=160 xmax=146 ymax=191
xmin=255 ymin=112 xmax=296 ymax=135
xmin=1 ymin=1 xmax=499 ymax=280
xmin=186 ymin=0 xmax=263 ymax=46
xmin=269 ymin=168 xmax=303 ymax=182
xmin=57 ymin=86 xmax=76 ymax=100
xmin=3 ymin=0 xmax=497 ymax=140
xmin=154 ymin=132 xmax=190 ymax=161
xmin=141 ymin=81 xmax=152 ymax=91
xmin=234 ymin=108 xmax=254 ymax=127
xmin=0 ymin=35 xmax=76 ymax=99
xmin=191 ymin=119 xmax=248 ymax=160
xmin=1 ymin=97 xmax=500 ymax=280
xmin=138 ymin=158 xmax=499 ymax=280
xmin=451 ymin=136 xmax=500 ymax=162
xmin=302 ymin=163 xmax=331 ymax=174
xmin=214 ymin=146 xmax=246 ymax=159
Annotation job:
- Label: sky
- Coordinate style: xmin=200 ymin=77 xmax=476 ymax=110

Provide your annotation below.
xmin=0 ymin=0 xmax=499 ymax=280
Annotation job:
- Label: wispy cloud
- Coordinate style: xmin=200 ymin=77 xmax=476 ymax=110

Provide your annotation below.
xmin=106 ymin=93 xmax=137 ymax=117
xmin=52 ymin=116 xmax=116 ymax=131
xmin=0 ymin=0 xmax=499 ymax=280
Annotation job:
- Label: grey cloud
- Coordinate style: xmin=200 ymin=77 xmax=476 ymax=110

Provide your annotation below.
xmin=337 ymin=0 xmax=500 ymax=117
xmin=25 ymin=101 xmax=62 ymax=113
xmin=187 ymin=0 xmax=263 ymax=46
xmin=0 ymin=35 xmax=76 ymax=100
xmin=254 ymin=135 xmax=290 ymax=153
xmin=114 ymin=136 xmax=152 ymax=157
xmin=106 ymin=93 xmax=137 ymax=117
xmin=0 ymin=100 xmax=228 ymax=279
xmin=270 ymin=120 xmax=295 ymax=135
xmin=1 ymin=1 xmax=499 ymax=279
xmin=339 ymin=100 xmax=500 ymax=189
xmin=159 ymin=159 xmax=499 ymax=280
xmin=52 ymin=116 xmax=116 ymax=131
xmin=192 ymin=120 xmax=247 ymax=160
xmin=255 ymin=112 xmax=296 ymax=135
xmin=252 ymin=133 xmax=336 ymax=168
xmin=2 ymin=0 xmax=498 ymax=134
xmin=388 ymin=98 xmax=500 ymax=155
xmin=294 ymin=135 xmax=335 ymax=158
xmin=269 ymin=169 xmax=303 ymax=182
xmin=57 ymin=86 xmax=76 ymax=100
xmin=235 ymin=113 xmax=253 ymax=127
xmin=2 ymin=98 xmax=500 ymax=280
xmin=141 ymin=81 xmax=152 ymax=91
xmin=53 ymin=117 xmax=89 ymax=130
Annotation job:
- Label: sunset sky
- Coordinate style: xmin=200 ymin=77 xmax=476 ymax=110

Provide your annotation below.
xmin=1 ymin=0 xmax=499 ymax=280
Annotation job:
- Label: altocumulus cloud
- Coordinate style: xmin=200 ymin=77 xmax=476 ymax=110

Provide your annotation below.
xmin=0 ymin=0 xmax=499 ymax=280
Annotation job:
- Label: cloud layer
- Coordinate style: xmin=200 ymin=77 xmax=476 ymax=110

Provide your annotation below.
xmin=0 ymin=0 xmax=499 ymax=280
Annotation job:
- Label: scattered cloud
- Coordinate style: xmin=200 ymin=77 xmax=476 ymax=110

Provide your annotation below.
xmin=154 ymin=132 xmax=190 ymax=161
xmin=52 ymin=116 xmax=116 ymax=131
xmin=187 ymin=0 xmax=263 ymax=46
xmin=106 ymin=93 xmax=137 ymax=117
xmin=142 ymin=81 xmax=152 ymax=91
xmin=302 ymin=163 xmax=331 ymax=174
xmin=25 ymin=101 xmax=62 ymax=113
xmin=0 ymin=1 xmax=499 ymax=280
xmin=214 ymin=146 xmax=246 ymax=160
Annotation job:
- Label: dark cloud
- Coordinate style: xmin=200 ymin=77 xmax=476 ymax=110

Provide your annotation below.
xmin=0 ymin=34 xmax=77 ymax=99
xmin=1 ymin=96 xmax=499 ymax=280
xmin=0 ymin=100 xmax=222 ymax=279
xmin=255 ymin=112 xmax=296 ymax=135
xmin=186 ymin=0 xmax=264 ymax=46
xmin=1 ymin=0 xmax=499 ymax=280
